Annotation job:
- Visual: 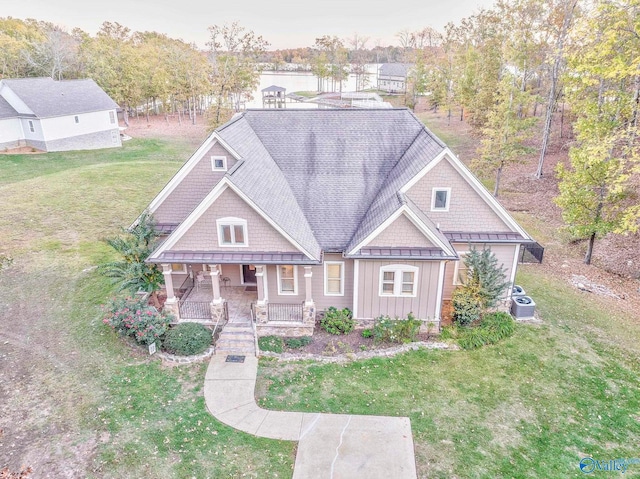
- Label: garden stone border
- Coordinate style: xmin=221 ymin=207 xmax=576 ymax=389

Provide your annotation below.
xmin=157 ymin=345 xmax=216 ymax=364
xmin=260 ymin=341 xmax=458 ymax=363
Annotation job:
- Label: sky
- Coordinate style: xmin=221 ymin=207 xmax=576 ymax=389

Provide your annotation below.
xmin=2 ymin=0 xmax=496 ymax=49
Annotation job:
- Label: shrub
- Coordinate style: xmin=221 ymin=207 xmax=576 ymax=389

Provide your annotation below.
xmin=452 ymin=282 xmax=483 ymax=327
xmin=163 ymin=322 xmax=212 ymax=355
xmin=102 ymin=296 xmax=172 ymax=346
xmin=284 ymin=336 xmax=312 ymax=349
xmin=373 ymin=313 xmax=421 ymax=344
xmin=457 ymin=312 xmax=516 ymax=350
xmin=321 ymin=307 xmax=355 ymax=335
xmin=439 ymin=325 xmax=459 ymax=340
xmin=258 ymin=335 xmax=284 ymax=353
xmin=361 ymin=328 xmax=373 ymax=338
xmin=460 ymin=248 xmax=510 ymax=309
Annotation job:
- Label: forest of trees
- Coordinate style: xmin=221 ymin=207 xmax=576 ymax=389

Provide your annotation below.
xmin=0 ymin=0 xmax=638 ymax=264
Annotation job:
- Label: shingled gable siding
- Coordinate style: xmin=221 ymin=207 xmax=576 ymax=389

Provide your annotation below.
xmin=357 ymin=260 xmax=441 ymax=320
xmin=442 ymin=243 xmax=518 ymax=300
xmin=407 ymin=157 xmax=510 ymax=232
xmin=265 ymin=254 xmax=354 ymax=311
xmin=172 ymin=187 xmax=300 ymax=253
xmin=153 ymin=142 xmax=236 ymax=224
xmin=367 ymin=213 xmax=435 ymax=248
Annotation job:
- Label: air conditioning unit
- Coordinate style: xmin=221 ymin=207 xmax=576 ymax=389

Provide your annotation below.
xmin=512 ymin=285 xmax=526 ymax=297
xmin=511 ymin=296 xmax=536 ymax=319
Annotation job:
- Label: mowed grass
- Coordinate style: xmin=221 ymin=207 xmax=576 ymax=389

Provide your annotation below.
xmin=257 ymin=265 xmax=640 ymax=478
xmin=0 ymin=140 xmax=295 ymax=478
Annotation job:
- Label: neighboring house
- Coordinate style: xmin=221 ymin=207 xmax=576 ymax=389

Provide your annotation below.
xmin=377 ymin=63 xmax=413 ymax=94
xmin=142 ymin=109 xmax=533 ymax=336
xmin=0 ymin=77 xmax=121 ymax=152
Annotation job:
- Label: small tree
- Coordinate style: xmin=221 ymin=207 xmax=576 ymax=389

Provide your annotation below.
xmin=100 ymin=211 xmax=164 ymax=307
xmin=452 ymin=248 xmax=510 ymax=326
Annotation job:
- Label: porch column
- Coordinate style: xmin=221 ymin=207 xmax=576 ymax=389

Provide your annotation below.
xmin=304 ymin=266 xmax=313 ymax=305
xmin=209 ymin=264 xmax=223 ymax=304
xmin=255 ymin=265 xmax=266 ymax=305
xmin=161 ymin=263 xmax=179 ymax=319
xmin=161 ymin=263 xmax=175 ymax=301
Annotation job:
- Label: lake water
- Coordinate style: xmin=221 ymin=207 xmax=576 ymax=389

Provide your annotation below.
xmin=245 ymin=64 xmax=381 ymax=108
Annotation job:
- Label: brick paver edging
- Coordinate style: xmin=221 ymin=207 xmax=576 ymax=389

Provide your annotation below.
xmin=157 ymin=346 xmax=216 ymax=364
xmin=260 ymin=341 xmax=458 ymax=363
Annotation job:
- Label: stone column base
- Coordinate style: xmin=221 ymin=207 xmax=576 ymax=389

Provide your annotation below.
xmin=210 ymin=301 xmax=227 ymax=325
xmin=254 ymin=302 xmax=268 ymax=324
xmin=164 ymin=298 xmax=180 ymax=320
xmin=303 ymin=302 xmax=316 ymax=326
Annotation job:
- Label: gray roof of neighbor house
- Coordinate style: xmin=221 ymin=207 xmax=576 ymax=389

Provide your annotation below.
xmin=214 ymin=109 xmax=447 ymax=257
xmin=0 ymin=95 xmax=18 ymax=119
xmin=262 ymin=85 xmax=286 ymax=92
xmin=379 ymin=63 xmax=413 ymax=77
xmin=1 ymin=77 xmax=119 ymax=118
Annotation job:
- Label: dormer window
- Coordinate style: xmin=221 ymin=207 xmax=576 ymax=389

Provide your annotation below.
xmin=216 ymin=217 xmax=247 ymax=247
xmin=211 ymin=156 xmax=227 ymax=171
xmin=431 ymin=187 xmax=451 ymax=211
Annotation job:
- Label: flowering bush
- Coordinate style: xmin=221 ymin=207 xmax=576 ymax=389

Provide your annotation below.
xmin=102 ymin=296 xmax=172 ymax=346
xmin=373 ymin=313 xmax=421 ymax=344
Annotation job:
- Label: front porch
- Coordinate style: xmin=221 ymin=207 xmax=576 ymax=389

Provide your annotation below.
xmin=160 ymin=263 xmax=317 ymax=336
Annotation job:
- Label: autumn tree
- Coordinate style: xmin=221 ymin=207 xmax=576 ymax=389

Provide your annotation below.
xmin=23 ymin=22 xmax=80 ymax=79
xmin=312 ymin=36 xmax=348 ymax=92
xmin=555 ymin=0 xmax=640 ymax=264
xmin=208 ymin=22 xmax=269 ymax=128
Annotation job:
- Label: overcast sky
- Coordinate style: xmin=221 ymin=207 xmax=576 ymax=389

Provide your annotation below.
xmin=3 ymin=0 xmax=496 ymax=49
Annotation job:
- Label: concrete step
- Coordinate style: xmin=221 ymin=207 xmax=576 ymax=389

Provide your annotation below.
xmin=216 ymin=348 xmax=256 ymax=355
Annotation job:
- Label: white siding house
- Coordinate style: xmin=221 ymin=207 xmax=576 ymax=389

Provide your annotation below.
xmin=0 ymin=77 xmax=121 ymax=152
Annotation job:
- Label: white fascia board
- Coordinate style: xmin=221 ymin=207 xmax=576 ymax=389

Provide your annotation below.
xmin=146 ymin=132 xmax=242 ymax=215
xmin=152 ymin=177 xmax=319 ymax=262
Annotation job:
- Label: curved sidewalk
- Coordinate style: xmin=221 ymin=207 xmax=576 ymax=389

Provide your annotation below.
xmin=204 ymin=355 xmax=418 ymax=479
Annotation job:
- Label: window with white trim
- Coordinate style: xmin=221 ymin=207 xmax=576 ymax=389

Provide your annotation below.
xmin=324 ymin=261 xmax=344 ymax=296
xmin=28 ymin=120 xmax=34 ymax=133
xmin=109 ymin=111 xmax=116 ymax=124
xmin=379 ymin=264 xmax=419 ymax=297
xmin=171 ymin=263 xmax=187 ymax=273
xmin=216 ymin=217 xmax=247 ymax=247
xmin=453 ymin=253 xmax=470 ymax=285
xmin=277 ymin=265 xmax=297 ymax=295
xmin=211 ymin=155 xmax=227 ymax=171
xmin=431 ymin=187 xmax=451 ymax=211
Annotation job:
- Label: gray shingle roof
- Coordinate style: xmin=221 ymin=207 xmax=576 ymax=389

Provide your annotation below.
xmin=232 ymin=108 xmax=444 ymax=252
xmin=0 ymin=95 xmax=18 ymax=119
xmin=262 ymin=85 xmax=286 ymax=92
xmin=379 ymin=63 xmax=413 ymax=77
xmin=1 ymin=77 xmax=119 ymax=118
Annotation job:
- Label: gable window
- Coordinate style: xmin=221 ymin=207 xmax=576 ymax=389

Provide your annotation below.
xmin=277 ymin=265 xmax=297 ymax=295
xmin=28 ymin=120 xmax=34 ymax=133
xmin=109 ymin=111 xmax=116 ymax=124
xmin=216 ymin=217 xmax=247 ymax=247
xmin=74 ymin=115 xmax=80 ymax=124
xmin=211 ymin=156 xmax=227 ymax=171
xmin=453 ymin=253 xmax=470 ymax=285
xmin=325 ymin=261 xmax=344 ymax=296
xmin=431 ymin=187 xmax=451 ymax=211
xmin=379 ymin=264 xmax=419 ymax=297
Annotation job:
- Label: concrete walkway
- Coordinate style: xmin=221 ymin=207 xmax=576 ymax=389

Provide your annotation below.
xmin=204 ymin=355 xmax=417 ymax=479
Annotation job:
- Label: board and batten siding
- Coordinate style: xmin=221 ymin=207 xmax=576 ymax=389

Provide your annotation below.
xmin=265 ymin=254 xmax=354 ymax=311
xmin=407 ymin=156 xmax=510 ymax=232
xmin=172 ymin=187 xmax=300 ymax=253
xmin=154 ymin=142 xmax=237 ymax=224
xmin=356 ymin=260 xmax=442 ymax=320
xmin=442 ymin=243 xmax=518 ymax=300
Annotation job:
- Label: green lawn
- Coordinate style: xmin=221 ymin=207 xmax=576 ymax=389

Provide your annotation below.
xmin=257 ymin=266 xmax=640 ymax=478
xmin=0 ymin=140 xmax=295 ymax=478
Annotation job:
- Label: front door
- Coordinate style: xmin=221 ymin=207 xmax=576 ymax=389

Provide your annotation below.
xmin=242 ymin=264 xmax=257 ymax=284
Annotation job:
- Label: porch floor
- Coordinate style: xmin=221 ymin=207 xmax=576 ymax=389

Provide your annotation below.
xmin=184 ymin=284 xmax=257 ymax=323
